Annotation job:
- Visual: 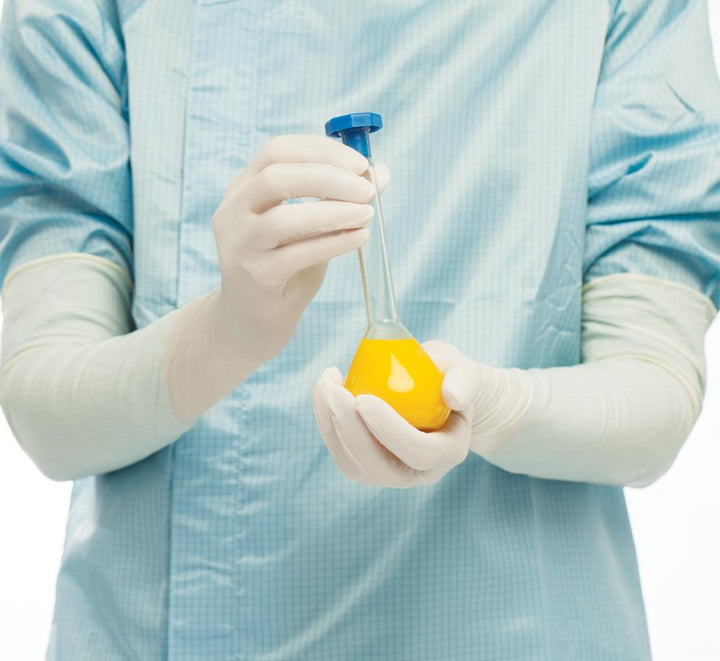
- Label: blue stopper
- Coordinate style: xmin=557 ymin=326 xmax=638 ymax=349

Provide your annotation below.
xmin=325 ymin=112 xmax=383 ymax=158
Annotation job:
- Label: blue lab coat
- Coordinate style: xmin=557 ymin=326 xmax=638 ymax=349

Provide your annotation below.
xmin=1 ymin=0 xmax=719 ymax=658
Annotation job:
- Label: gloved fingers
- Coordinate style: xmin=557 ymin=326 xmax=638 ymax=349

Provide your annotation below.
xmin=441 ymin=361 xmax=483 ymax=412
xmin=320 ymin=366 xmax=343 ymax=386
xmin=371 ymin=162 xmax=390 ymax=195
xmin=241 ymin=134 xmax=369 ymax=180
xmin=243 ymin=162 xmax=375 ymax=214
xmin=325 ymin=384 xmax=421 ymax=488
xmin=312 ymin=376 xmax=367 ymax=481
xmin=264 ymin=225 xmax=369 ymax=287
xmin=420 ymin=339 xmax=468 ymax=374
xmin=410 ymin=412 xmax=472 ymax=481
xmin=259 ymin=200 xmax=374 ymax=250
xmin=354 ymin=394 xmax=470 ymax=471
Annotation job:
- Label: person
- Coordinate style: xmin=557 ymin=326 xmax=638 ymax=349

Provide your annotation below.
xmin=0 ymin=0 xmax=718 ymax=658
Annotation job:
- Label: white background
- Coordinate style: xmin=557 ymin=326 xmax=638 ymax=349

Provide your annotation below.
xmin=0 ymin=2 xmax=719 ymax=660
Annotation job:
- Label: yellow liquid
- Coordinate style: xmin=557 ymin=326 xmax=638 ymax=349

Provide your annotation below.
xmin=344 ymin=338 xmax=451 ymax=432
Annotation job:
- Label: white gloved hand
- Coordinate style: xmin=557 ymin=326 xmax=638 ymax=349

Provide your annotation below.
xmin=209 ymin=134 xmax=382 ymax=363
xmin=312 ymin=274 xmax=714 ymax=488
xmin=311 ymin=341 xmax=473 ymax=488
xmin=417 ymin=340 xmax=535 ymax=457
xmin=166 ymin=134 xmax=389 ymax=421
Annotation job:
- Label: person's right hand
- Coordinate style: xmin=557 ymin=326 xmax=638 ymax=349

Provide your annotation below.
xmin=210 ymin=134 xmax=389 ymax=364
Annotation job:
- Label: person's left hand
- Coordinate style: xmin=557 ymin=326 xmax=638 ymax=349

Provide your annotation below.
xmin=311 ymin=340 xmax=474 ymax=487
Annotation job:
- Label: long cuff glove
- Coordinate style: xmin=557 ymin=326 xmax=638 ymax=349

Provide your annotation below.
xmin=0 ymin=254 xmax=195 ymax=481
xmin=312 ymin=274 xmax=715 ymax=488
xmin=0 ymin=134 xmax=389 ymax=481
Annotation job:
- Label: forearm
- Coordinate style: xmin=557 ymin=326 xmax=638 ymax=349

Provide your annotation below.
xmin=0 ymin=254 xmax=260 ymax=480
xmin=485 ymin=358 xmax=696 ymax=487
xmin=467 ymin=274 xmax=714 ymax=487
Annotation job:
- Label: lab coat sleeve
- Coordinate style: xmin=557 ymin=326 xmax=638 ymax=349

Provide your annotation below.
xmin=0 ymin=0 xmax=133 ymax=286
xmin=584 ymin=0 xmax=720 ymax=308
xmin=0 ymin=1 xmax=189 ymax=481
xmin=0 ymin=2 xmax=268 ymax=481
xmin=477 ymin=0 xmax=720 ymax=486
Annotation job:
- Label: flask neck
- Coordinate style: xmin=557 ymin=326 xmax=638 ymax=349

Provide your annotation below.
xmin=356 ymin=158 xmax=402 ymax=330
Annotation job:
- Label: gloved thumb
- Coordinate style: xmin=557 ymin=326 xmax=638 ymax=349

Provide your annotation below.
xmin=441 ymin=361 xmax=482 ymax=412
xmin=421 ymin=339 xmax=467 ymax=373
